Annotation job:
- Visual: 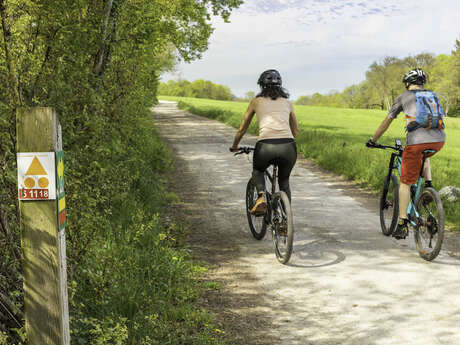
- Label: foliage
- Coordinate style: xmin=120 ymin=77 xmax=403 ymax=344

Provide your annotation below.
xmin=162 ymin=95 xmax=460 ymax=231
xmin=68 ymin=118 xmax=226 ymax=345
xmin=159 ymin=79 xmax=233 ymax=100
xmin=231 ymin=90 xmax=257 ymax=102
xmin=0 ymin=0 xmax=241 ymax=343
xmin=295 ymin=45 xmax=460 ymax=116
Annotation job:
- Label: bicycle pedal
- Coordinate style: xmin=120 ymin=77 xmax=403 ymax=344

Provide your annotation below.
xmin=278 ymin=222 xmax=288 ymax=237
xmin=393 ymin=230 xmax=408 ymax=240
xmin=392 ymin=224 xmax=408 ymax=240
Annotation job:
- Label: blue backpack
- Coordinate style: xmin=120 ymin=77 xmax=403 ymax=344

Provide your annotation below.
xmin=408 ymin=90 xmax=445 ymax=132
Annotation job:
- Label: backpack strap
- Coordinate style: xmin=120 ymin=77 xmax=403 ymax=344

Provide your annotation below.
xmin=435 ymin=92 xmax=449 ymax=116
xmin=434 ymin=95 xmax=444 ymax=130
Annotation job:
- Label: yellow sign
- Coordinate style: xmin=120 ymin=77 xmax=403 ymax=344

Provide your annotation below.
xmin=26 ymin=156 xmax=48 ymax=175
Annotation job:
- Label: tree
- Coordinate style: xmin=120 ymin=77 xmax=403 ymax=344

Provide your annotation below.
xmin=244 ymin=91 xmax=255 ymax=100
xmin=449 ymin=40 xmax=460 ymax=115
xmin=342 ymin=85 xmax=360 ymax=108
xmin=158 ymin=79 xmax=233 ymax=100
xmin=0 ymin=0 xmax=242 ymax=342
xmin=365 ymin=56 xmax=406 ymax=109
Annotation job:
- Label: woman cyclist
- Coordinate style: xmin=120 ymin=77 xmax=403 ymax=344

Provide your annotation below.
xmin=230 ymin=69 xmax=300 ymax=214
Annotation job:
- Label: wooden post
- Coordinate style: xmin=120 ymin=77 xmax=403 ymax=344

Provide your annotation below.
xmin=16 ymin=107 xmax=70 ymax=345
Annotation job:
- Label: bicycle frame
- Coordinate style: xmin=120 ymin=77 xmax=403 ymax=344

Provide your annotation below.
xmin=386 ymin=148 xmax=430 ymax=227
xmin=262 ymin=165 xmax=278 ymax=223
xmin=372 ymin=140 xmax=445 ymax=260
xmin=263 ymin=166 xmax=277 ymax=195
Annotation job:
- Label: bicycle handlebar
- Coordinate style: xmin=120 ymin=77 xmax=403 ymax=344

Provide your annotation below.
xmin=233 ymin=146 xmax=255 ymax=155
xmin=372 ymin=143 xmax=401 ymax=151
xmin=367 ymin=140 xmax=403 ymax=153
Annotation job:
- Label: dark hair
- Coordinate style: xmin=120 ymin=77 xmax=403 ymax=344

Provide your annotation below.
xmin=256 ymin=85 xmax=290 ymax=100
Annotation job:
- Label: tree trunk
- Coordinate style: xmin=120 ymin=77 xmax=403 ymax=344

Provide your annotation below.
xmin=0 ymin=0 xmax=21 ymax=107
xmin=93 ymin=0 xmax=114 ymax=76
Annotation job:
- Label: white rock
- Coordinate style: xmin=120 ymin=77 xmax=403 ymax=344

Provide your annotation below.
xmin=439 ymin=186 xmax=460 ymax=202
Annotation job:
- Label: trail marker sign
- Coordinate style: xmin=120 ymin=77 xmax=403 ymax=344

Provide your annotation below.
xmin=17 ymin=152 xmax=56 ymax=200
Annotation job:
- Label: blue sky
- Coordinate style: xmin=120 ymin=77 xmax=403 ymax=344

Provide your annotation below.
xmin=161 ymin=0 xmax=460 ymax=100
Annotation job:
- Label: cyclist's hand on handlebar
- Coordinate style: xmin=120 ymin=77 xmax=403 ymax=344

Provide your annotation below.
xmin=366 ymin=138 xmax=377 ymax=148
xmin=231 ymin=146 xmax=254 ymax=155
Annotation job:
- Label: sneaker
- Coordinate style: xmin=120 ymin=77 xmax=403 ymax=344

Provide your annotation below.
xmin=251 ymin=193 xmax=266 ymax=215
xmin=393 ymin=219 xmax=409 ymax=240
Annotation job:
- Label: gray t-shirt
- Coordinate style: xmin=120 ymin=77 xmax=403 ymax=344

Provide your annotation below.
xmin=388 ymin=90 xmax=446 ymax=146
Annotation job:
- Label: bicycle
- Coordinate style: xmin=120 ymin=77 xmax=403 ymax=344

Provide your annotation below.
xmin=234 ymin=146 xmax=294 ymax=264
xmin=371 ymin=139 xmax=445 ymax=261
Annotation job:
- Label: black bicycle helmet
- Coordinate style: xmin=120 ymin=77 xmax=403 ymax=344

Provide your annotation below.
xmin=257 ymin=69 xmax=282 ymax=88
xmin=402 ymin=68 xmax=427 ymax=85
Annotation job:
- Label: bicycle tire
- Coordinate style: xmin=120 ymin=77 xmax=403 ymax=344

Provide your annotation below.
xmin=379 ymin=174 xmax=399 ymax=236
xmin=246 ymin=179 xmax=267 ymax=240
xmin=414 ymin=187 xmax=444 ymax=261
xmin=272 ymin=191 xmax=294 ymax=264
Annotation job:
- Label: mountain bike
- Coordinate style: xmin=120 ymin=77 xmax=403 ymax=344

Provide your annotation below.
xmin=371 ymin=139 xmax=444 ymax=261
xmin=234 ymin=147 xmax=294 ymax=264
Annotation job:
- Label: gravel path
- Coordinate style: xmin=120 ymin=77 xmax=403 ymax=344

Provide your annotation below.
xmin=155 ymin=101 xmax=460 ymax=345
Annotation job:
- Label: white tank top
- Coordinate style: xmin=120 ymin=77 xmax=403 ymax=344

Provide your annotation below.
xmin=255 ymin=97 xmax=293 ymax=141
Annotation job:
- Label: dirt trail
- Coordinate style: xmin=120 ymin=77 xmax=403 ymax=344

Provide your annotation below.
xmin=155 ymin=101 xmax=460 ymax=345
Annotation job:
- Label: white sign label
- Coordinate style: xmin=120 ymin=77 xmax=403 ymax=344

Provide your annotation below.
xmin=17 ymin=152 xmax=56 ymax=200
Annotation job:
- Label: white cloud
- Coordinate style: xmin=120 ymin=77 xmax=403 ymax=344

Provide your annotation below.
xmin=161 ymin=0 xmax=460 ymax=99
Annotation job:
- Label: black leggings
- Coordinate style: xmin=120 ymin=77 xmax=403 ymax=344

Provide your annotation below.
xmin=252 ymin=139 xmax=297 ymax=200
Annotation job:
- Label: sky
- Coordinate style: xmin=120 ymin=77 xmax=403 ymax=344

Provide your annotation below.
xmin=161 ymin=0 xmax=460 ymax=100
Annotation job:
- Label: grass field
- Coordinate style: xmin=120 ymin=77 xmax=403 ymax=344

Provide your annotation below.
xmin=159 ymin=96 xmax=460 ymax=231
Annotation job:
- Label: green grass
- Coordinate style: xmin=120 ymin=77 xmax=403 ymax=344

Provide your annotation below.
xmin=159 ymin=95 xmax=460 ymax=231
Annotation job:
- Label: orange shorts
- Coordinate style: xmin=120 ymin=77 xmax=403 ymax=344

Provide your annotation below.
xmin=401 ymin=142 xmax=444 ymax=185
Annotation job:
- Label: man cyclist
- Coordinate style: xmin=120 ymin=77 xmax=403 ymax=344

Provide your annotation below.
xmin=367 ymin=68 xmax=446 ymax=239
xmin=230 ymin=69 xmax=299 ymax=214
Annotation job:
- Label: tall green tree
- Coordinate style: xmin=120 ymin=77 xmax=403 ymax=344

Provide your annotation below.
xmin=449 ymin=40 xmax=460 ymax=115
xmin=0 ymin=0 xmax=242 ymax=342
xmin=365 ymin=56 xmax=406 ymax=109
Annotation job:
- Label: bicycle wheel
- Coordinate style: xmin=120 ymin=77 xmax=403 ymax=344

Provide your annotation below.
xmin=246 ymin=179 xmax=267 ymax=240
xmin=414 ymin=187 xmax=444 ymax=261
xmin=272 ymin=191 xmax=294 ymax=264
xmin=380 ymin=174 xmax=399 ymax=236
